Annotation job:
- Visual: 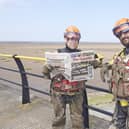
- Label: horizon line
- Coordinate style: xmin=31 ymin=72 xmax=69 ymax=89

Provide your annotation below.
xmin=0 ymin=41 xmax=119 ymax=44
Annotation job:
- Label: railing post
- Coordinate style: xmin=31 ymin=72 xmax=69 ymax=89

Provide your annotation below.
xmin=13 ymin=55 xmax=30 ymax=104
xmin=83 ymin=89 xmax=89 ymax=128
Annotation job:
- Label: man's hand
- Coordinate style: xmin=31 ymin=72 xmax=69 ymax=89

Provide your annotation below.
xmin=42 ymin=64 xmax=53 ymax=79
xmin=92 ymin=59 xmax=103 ymax=69
xmin=93 ymin=53 xmax=104 ymax=69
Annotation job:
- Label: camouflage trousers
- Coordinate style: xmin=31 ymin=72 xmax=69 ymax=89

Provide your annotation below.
xmin=109 ymin=101 xmax=129 ymax=129
xmin=51 ymin=90 xmax=86 ymax=129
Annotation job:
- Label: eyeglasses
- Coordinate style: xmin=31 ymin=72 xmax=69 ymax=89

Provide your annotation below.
xmin=113 ymin=23 xmax=129 ymax=38
xmin=66 ymin=37 xmax=79 ymax=41
xmin=64 ymin=32 xmax=81 ymax=40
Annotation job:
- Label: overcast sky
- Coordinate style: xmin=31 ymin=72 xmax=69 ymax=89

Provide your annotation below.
xmin=0 ymin=0 xmax=129 ymax=42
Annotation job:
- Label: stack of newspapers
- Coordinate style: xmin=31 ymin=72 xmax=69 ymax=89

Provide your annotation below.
xmin=45 ymin=50 xmax=95 ymax=81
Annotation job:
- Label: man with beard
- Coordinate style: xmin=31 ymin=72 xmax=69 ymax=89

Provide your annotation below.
xmin=101 ymin=18 xmax=129 ymax=129
xmin=43 ymin=25 xmax=103 ymax=129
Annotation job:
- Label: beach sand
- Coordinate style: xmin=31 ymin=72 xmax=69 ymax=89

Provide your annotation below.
xmin=0 ymin=42 xmax=124 ymax=128
xmin=0 ymin=42 xmax=124 ymax=90
xmin=0 ymin=42 xmax=123 ymax=58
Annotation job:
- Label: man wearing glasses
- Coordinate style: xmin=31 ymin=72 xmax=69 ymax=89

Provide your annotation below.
xmin=101 ymin=18 xmax=129 ymax=129
xmin=43 ymin=25 xmax=103 ymax=129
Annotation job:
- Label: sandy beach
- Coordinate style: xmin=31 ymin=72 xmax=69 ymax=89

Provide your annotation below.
xmin=0 ymin=42 xmax=124 ymax=88
xmin=0 ymin=42 xmax=124 ymax=128
xmin=0 ymin=42 xmax=123 ymax=69
xmin=0 ymin=42 xmax=123 ymax=58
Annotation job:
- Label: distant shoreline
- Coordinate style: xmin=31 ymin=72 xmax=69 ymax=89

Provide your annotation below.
xmin=0 ymin=41 xmax=119 ymax=44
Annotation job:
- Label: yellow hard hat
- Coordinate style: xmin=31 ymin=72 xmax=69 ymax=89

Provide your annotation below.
xmin=113 ymin=18 xmax=129 ymax=37
xmin=64 ymin=25 xmax=81 ymax=40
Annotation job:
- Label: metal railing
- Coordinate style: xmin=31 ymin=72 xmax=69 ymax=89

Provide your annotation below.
xmin=0 ymin=53 xmax=113 ymax=119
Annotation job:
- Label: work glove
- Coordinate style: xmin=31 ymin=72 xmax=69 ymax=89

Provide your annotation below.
xmin=42 ymin=64 xmax=53 ymax=79
xmin=92 ymin=59 xmax=103 ymax=69
xmin=93 ymin=53 xmax=104 ymax=69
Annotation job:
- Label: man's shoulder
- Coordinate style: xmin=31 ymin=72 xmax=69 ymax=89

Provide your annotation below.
xmin=109 ymin=48 xmax=126 ymax=65
xmin=113 ymin=48 xmax=126 ymax=58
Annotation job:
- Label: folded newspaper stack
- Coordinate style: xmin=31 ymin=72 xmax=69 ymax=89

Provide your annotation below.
xmin=45 ymin=51 xmax=95 ymax=81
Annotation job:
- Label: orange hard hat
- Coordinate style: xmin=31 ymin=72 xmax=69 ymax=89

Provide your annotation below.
xmin=64 ymin=25 xmax=81 ymax=40
xmin=113 ymin=18 xmax=129 ymax=37
xmin=65 ymin=25 xmax=80 ymax=33
xmin=114 ymin=18 xmax=129 ymax=27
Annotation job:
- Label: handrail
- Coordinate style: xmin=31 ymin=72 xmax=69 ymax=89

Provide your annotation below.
xmin=0 ymin=53 xmax=113 ymax=122
xmin=86 ymin=85 xmax=111 ymax=93
xmin=0 ymin=53 xmax=46 ymax=104
xmin=13 ymin=55 xmax=30 ymax=104
xmin=0 ymin=66 xmax=44 ymax=78
xmin=0 ymin=53 xmax=46 ymax=61
xmin=0 ymin=77 xmax=49 ymax=96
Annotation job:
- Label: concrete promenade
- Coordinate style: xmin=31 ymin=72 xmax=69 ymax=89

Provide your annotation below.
xmin=0 ymin=83 xmax=111 ymax=129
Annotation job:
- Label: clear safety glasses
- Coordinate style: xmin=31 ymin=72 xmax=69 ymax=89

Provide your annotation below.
xmin=64 ymin=32 xmax=81 ymax=40
xmin=66 ymin=37 xmax=79 ymax=42
xmin=113 ymin=23 xmax=129 ymax=38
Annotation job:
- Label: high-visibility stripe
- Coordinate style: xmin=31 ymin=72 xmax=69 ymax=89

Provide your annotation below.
xmin=120 ymin=100 xmax=129 ymax=107
xmin=0 ymin=53 xmax=46 ymax=61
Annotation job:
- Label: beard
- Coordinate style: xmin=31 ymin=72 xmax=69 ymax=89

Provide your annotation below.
xmin=121 ymin=37 xmax=129 ymax=48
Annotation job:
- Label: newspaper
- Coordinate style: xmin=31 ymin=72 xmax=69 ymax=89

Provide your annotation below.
xmin=45 ymin=50 xmax=95 ymax=81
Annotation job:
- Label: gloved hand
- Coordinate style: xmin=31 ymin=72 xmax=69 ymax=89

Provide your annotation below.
xmin=93 ymin=53 xmax=104 ymax=69
xmin=42 ymin=64 xmax=54 ymax=79
xmin=100 ymin=63 xmax=110 ymax=82
xmin=92 ymin=59 xmax=103 ymax=69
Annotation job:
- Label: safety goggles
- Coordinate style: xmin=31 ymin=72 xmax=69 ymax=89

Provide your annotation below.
xmin=113 ymin=23 xmax=129 ymax=38
xmin=64 ymin=32 xmax=81 ymax=40
xmin=66 ymin=37 xmax=79 ymax=41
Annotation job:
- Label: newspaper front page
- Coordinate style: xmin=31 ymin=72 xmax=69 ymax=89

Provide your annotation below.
xmin=45 ymin=51 xmax=95 ymax=81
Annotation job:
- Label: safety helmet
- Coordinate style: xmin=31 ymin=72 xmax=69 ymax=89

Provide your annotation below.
xmin=113 ymin=18 xmax=129 ymax=37
xmin=64 ymin=25 xmax=81 ymax=40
